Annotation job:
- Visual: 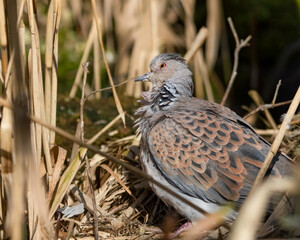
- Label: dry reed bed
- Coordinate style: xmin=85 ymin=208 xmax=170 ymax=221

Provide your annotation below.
xmin=0 ymin=0 xmax=299 ymax=239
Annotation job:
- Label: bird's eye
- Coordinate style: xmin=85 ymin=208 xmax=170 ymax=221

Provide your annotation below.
xmin=160 ymin=63 xmax=166 ymax=69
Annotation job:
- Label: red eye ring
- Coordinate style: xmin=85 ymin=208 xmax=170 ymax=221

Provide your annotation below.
xmin=160 ymin=63 xmax=166 ymax=69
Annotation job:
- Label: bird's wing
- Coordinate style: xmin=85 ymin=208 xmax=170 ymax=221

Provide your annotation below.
xmin=148 ymin=108 xmax=281 ymax=206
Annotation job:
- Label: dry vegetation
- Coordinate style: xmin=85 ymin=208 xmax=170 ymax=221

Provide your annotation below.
xmin=0 ymin=0 xmax=299 ymax=239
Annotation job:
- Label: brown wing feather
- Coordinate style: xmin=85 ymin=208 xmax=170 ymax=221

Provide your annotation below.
xmin=148 ymin=109 xmax=281 ymax=206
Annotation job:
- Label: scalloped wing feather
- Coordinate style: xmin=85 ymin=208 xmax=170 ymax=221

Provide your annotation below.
xmin=148 ymin=109 xmax=282 ymax=207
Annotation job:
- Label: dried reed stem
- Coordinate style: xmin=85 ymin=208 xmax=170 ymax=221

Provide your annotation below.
xmin=205 ymin=0 xmax=221 ymax=71
xmin=220 ymin=17 xmax=251 ymax=106
xmin=0 ymin=1 xmax=11 ymax=238
xmin=181 ymin=0 xmax=205 ymax=99
xmin=251 ymin=86 xmax=300 ymax=191
xmin=0 ymin=0 xmax=8 ymax=80
xmin=80 ymin=63 xmax=98 ymax=239
xmin=150 ymin=0 xmax=159 ymax=54
xmin=230 ymin=178 xmax=298 ymax=240
xmin=27 ymin=0 xmax=42 ymax=165
xmin=44 ymin=0 xmax=54 ymax=125
xmin=90 ymin=0 xmax=126 ymax=125
xmin=184 ymin=27 xmax=208 ymax=63
xmin=197 ymin=49 xmax=215 ymax=102
xmin=69 ymin=21 xmax=96 ymax=98
xmin=7 ymin=0 xmax=27 ymax=238
xmin=27 ymin=0 xmax=53 ymax=176
xmin=0 ymin=99 xmax=12 ymax=240
xmin=50 ymin=0 xmax=61 ymax=144
xmin=26 ymin=1 xmax=54 ymax=238
xmin=254 ymin=129 xmax=278 ymax=136
xmin=93 ymin=31 xmax=101 ymax=99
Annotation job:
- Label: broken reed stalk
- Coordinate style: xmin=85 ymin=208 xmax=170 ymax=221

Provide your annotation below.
xmin=90 ymin=0 xmax=126 ymax=125
xmin=80 ymin=63 xmax=98 ymax=239
xmin=251 ymin=86 xmax=300 ymax=192
xmin=220 ymin=17 xmax=252 ymax=106
xmin=272 ymin=80 xmax=281 ymax=105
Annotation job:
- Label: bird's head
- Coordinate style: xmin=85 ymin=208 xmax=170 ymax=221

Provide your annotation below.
xmin=135 ymin=53 xmax=193 ymax=92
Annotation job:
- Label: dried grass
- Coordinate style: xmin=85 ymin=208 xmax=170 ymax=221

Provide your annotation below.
xmin=0 ymin=0 xmax=299 ymax=240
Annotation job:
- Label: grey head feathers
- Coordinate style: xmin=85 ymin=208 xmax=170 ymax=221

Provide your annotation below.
xmin=135 ymin=53 xmax=193 ymax=110
xmin=149 ymin=53 xmax=186 ymax=68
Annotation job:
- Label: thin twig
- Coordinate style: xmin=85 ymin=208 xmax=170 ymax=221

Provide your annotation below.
xmin=80 ymin=62 xmax=89 ymax=142
xmin=80 ymin=62 xmax=98 ymax=240
xmin=272 ymin=79 xmax=281 ymax=105
xmin=245 ymin=80 xmax=282 ymax=130
xmin=250 ymin=86 xmax=300 ymax=192
xmin=84 ymin=77 xmax=134 ymax=103
xmin=220 ymin=18 xmax=252 ymax=106
xmin=243 ymin=100 xmax=292 ymax=119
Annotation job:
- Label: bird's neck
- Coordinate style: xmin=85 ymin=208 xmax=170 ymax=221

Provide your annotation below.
xmin=135 ymin=82 xmax=192 ymax=139
xmin=149 ymin=82 xmax=192 ymax=110
xmin=135 ymin=81 xmax=193 ymax=131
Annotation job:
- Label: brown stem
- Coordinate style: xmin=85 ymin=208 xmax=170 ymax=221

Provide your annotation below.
xmin=220 ymin=17 xmax=252 ymax=106
xmin=80 ymin=63 xmax=99 ymax=240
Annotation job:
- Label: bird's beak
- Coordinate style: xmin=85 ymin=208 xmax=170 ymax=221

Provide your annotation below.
xmin=135 ymin=72 xmax=151 ymax=82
